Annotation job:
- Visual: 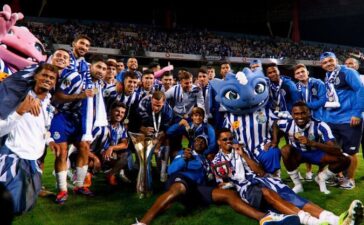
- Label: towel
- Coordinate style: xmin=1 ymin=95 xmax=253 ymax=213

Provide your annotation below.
xmin=93 ymin=81 xmax=108 ymax=127
xmin=324 ymin=68 xmax=340 ymax=108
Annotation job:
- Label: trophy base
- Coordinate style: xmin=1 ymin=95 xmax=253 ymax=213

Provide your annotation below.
xmin=324 ymin=102 xmax=340 ymax=108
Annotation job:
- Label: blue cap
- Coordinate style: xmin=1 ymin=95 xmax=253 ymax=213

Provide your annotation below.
xmin=250 ymin=59 xmax=262 ymax=66
xmin=320 ymin=52 xmax=336 ymax=61
xmin=195 ymin=135 xmax=208 ymax=145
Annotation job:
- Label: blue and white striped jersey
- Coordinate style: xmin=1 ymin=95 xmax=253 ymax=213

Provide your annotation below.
xmin=277 ymin=118 xmax=335 ymax=151
xmin=103 ymin=123 xmax=128 ymax=151
xmin=165 ymin=84 xmax=204 ymax=118
xmin=0 ymin=59 xmax=14 ymax=75
xmin=55 ymin=69 xmax=92 ymax=113
xmin=224 ymin=107 xmax=277 ymax=157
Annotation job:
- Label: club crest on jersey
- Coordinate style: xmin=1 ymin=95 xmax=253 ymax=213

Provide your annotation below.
xmin=53 ymin=131 xmax=61 ymax=140
xmin=311 ymin=87 xmax=317 ymax=96
xmin=62 ymin=78 xmax=71 ymax=88
xmin=256 ymin=111 xmax=267 ymax=124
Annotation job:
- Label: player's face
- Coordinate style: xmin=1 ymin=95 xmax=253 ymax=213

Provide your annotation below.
xmin=321 ymin=57 xmax=337 ymax=72
xmin=51 ymin=50 xmax=70 ymax=69
xmin=220 ymin=64 xmax=230 ymax=77
xmin=194 ymin=137 xmax=207 ymax=154
xmin=73 ymin=38 xmax=91 ymax=58
xmin=266 ymin=66 xmax=280 ymax=83
xmin=34 ymin=69 xmax=58 ymax=92
xmin=151 ymin=97 xmax=165 ymax=113
xmin=207 ymin=68 xmax=215 ymax=80
xmin=218 ymin=132 xmax=233 ymax=152
xmin=292 ymin=106 xmax=311 ymax=127
xmin=294 ymin=67 xmax=309 ymax=82
xmin=127 ymin=58 xmax=138 ymax=71
xmin=112 ymin=107 xmax=126 ymax=122
xmin=198 ymin=72 xmax=209 ymax=87
xmin=91 ymin=62 xmax=107 ymax=81
xmin=180 ymin=78 xmax=192 ymax=92
xmin=162 ymin=75 xmax=173 ymax=90
xmin=345 ymin=58 xmax=359 ymax=70
xmin=105 ymin=66 xmax=117 ymax=82
xmin=116 ymin=62 xmax=125 ymax=73
xmin=142 ymin=74 xmax=154 ymax=90
xmin=191 ymin=113 xmax=203 ymax=125
xmin=124 ymin=77 xmax=138 ymax=94
xmin=250 ymin=64 xmax=261 ymax=72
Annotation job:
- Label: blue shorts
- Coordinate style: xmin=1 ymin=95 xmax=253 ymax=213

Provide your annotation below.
xmin=328 ymin=122 xmax=362 ymax=155
xmin=295 ymin=148 xmax=325 ymax=165
xmin=49 ymin=112 xmax=83 ymax=143
xmin=254 ymin=177 xmax=308 ymax=209
xmin=256 ymin=147 xmax=281 ymax=174
xmin=166 ymin=173 xmax=214 ymax=207
xmin=0 ymin=146 xmax=42 ymax=214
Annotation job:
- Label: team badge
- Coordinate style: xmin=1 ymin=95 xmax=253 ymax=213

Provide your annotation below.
xmin=256 ymin=111 xmax=267 ymax=124
xmin=294 ymin=132 xmax=303 ymax=139
xmin=308 ymin=133 xmax=315 ymax=141
xmin=311 ymin=87 xmax=317 ymax=96
xmin=62 ymin=78 xmax=71 ymax=88
xmin=335 ymin=77 xmax=340 ymax=85
xmin=280 ymin=89 xmax=286 ymax=96
xmin=232 ymin=121 xmax=240 ymax=130
xmin=53 ymin=131 xmax=61 ymax=140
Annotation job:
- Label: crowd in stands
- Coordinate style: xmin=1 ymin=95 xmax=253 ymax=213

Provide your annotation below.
xmin=22 ymin=19 xmax=364 ymax=62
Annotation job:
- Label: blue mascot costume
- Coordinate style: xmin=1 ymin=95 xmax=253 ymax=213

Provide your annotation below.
xmin=210 ymin=68 xmax=281 ymax=174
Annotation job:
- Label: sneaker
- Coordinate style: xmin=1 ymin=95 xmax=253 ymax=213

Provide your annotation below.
xmin=73 ymin=187 xmax=94 ymax=196
xmin=326 ymin=176 xmax=340 ymax=187
xmin=260 ymin=212 xmax=300 ymax=225
xmin=305 ymin=171 xmax=313 ymax=181
xmin=340 ymin=179 xmax=356 ymax=190
xmin=292 ymin=184 xmax=304 ymax=194
xmin=131 ymin=218 xmax=146 ymax=225
xmin=339 ymin=200 xmax=364 ymax=225
xmin=315 ymin=174 xmax=330 ymax=194
xmin=55 ymin=191 xmax=68 ymax=204
xmin=84 ymin=172 xmax=92 ymax=188
xmin=107 ymin=173 xmax=118 ymax=186
xmin=298 ymin=171 xmax=304 ymax=180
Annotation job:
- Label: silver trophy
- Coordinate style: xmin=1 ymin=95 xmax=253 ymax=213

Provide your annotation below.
xmin=129 ymin=132 xmax=162 ymax=198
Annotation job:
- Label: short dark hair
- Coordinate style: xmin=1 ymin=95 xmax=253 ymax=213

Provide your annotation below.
xmin=142 ymin=69 xmax=154 ymax=77
xmin=73 ymin=34 xmax=92 ymax=44
xmin=178 ymin=70 xmax=192 ymax=81
xmin=293 ymin=63 xmax=307 ymax=72
xmin=34 ymin=63 xmax=59 ymax=75
xmin=191 ymin=107 xmax=205 ymax=119
xmin=217 ymin=128 xmax=232 ymax=139
xmin=198 ymin=67 xmax=208 ymax=74
xmin=110 ymin=101 xmax=127 ymax=112
xmin=292 ymin=101 xmax=309 ymax=110
xmin=152 ymin=91 xmax=166 ymax=101
xmin=123 ymin=71 xmax=138 ymax=81
xmin=89 ymin=55 xmax=106 ymax=65
xmin=266 ymin=63 xmax=278 ymax=69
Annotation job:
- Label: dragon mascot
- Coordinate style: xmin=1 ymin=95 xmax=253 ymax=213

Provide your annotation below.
xmin=0 ymin=4 xmax=46 ymax=78
xmin=0 ymin=4 xmax=47 ymax=119
xmin=210 ymin=68 xmax=281 ymax=175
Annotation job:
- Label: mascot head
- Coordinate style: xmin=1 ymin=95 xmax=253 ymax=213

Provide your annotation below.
xmin=210 ymin=68 xmax=269 ymax=115
xmin=0 ymin=4 xmax=47 ymax=72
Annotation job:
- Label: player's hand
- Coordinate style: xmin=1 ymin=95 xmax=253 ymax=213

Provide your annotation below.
xmin=103 ymin=147 xmax=113 ymax=161
xmin=16 ymin=95 xmax=40 ymax=116
xmin=49 ymin=141 xmax=61 ymax=157
xmin=183 ymin=148 xmax=193 ymax=160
